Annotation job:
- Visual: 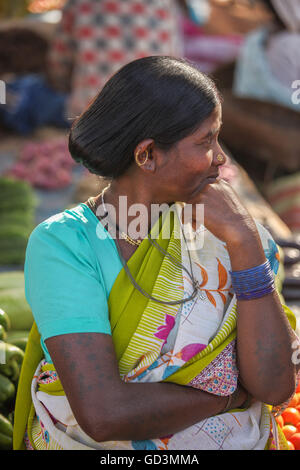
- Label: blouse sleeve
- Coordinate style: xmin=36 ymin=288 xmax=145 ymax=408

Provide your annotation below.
xmin=24 ymin=218 xmax=112 ymax=351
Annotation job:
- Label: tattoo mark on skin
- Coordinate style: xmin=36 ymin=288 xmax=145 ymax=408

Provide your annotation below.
xmin=255 ymin=335 xmax=288 ymax=381
xmin=86 ymin=352 xmax=98 ymax=362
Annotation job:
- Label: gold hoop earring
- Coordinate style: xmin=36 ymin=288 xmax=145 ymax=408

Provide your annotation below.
xmin=135 ymin=149 xmax=149 ymax=167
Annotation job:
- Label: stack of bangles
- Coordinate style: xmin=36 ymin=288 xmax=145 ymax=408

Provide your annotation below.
xmin=229 ymin=259 xmax=275 ymax=301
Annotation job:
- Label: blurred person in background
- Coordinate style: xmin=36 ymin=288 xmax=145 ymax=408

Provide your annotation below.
xmin=46 ymin=0 xmax=200 ymax=120
xmin=233 ymin=0 xmax=300 ymax=112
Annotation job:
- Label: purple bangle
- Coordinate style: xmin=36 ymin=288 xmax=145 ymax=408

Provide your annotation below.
xmin=235 ymin=283 xmax=275 ymax=300
xmin=230 ymin=260 xmax=275 ymax=301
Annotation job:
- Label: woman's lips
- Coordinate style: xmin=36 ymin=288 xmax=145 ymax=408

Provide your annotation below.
xmin=205 ymin=174 xmax=220 ymax=183
xmin=190 ymin=175 xmax=220 ymax=198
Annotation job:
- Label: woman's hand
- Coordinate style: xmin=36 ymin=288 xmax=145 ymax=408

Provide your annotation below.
xmin=187 ymin=179 xmax=297 ymax=406
xmin=188 ymin=178 xmax=258 ymax=245
xmin=231 ymin=383 xmax=249 ymax=410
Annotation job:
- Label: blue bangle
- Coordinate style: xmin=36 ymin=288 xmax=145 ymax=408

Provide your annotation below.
xmin=230 ymin=260 xmax=275 ymax=301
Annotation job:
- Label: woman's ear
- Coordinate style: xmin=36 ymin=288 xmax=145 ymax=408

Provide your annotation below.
xmin=134 ymin=139 xmax=156 ymax=172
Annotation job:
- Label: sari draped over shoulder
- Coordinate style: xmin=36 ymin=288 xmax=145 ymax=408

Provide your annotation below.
xmin=13 ymin=203 xmax=297 ymax=450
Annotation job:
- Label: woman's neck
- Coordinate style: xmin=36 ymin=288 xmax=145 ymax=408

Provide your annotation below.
xmin=101 ymin=177 xmax=159 ymax=239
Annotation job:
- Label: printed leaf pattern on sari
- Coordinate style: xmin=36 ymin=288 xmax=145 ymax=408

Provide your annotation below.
xmin=195 ymin=262 xmax=208 ymax=288
xmin=194 ymin=258 xmax=230 ymax=307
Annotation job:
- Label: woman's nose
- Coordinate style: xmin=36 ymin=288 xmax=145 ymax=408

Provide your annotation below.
xmin=213 ymin=150 xmax=227 ymax=167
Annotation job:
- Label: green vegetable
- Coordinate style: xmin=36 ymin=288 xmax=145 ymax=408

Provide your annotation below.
xmin=6 ymin=330 xmax=29 ymax=352
xmin=0 ymin=228 xmax=30 ymax=265
xmin=0 ymin=211 xmax=35 ymax=231
xmin=0 ymin=271 xmax=33 ymax=330
xmin=0 ymin=177 xmax=37 ymax=266
xmin=0 ymin=271 xmax=25 ymax=291
xmin=0 ymin=413 xmax=13 ymax=450
xmin=0 ymin=325 xmax=7 ymax=342
xmin=0 ymin=178 xmax=37 ymax=213
xmin=0 ymin=289 xmax=33 ymax=331
xmin=0 ymin=374 xmax=15 ymax=406
xmin=0 ymin=342 xmax=24 ymax=382
xmin=0 ymin=308 xmax=11 ymax=332
xmin=7 ymin=410 xmax=14 ymax=426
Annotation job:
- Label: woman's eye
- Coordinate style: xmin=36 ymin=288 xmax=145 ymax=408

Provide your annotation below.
xmin=203 ymin=138 xmax=213 ymax=147
xmin=197 ymin=134 xmax=219 ymax=147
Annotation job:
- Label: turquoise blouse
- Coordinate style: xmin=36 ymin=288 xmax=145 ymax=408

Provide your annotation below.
xmin=24 ymin=203 xmax=122 ymax=362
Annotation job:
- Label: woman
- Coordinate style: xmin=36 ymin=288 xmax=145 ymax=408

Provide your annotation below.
xmin=14 ymin=56 xmax=299 ymax=450
xmin=233 ymin=0 xmax=300 ymax=112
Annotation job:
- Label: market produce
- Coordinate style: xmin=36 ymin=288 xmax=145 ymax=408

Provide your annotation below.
xmin=0 ymin=177 xmax=36 ymax=266
xmin=0 ymin=342 xmax=24 ymax=382
xmin=275 ymin=382 xmax=300 ymax=450
xmin=0 ymin=325 xmax=7 ymax=342
xmin=0 ymin=272 xmax=33 ymax=330
xmin=0 ymin=375 xmax=15 ymax=409
xmin=289 ymin=433 xmax=300 ymax=451
xmin=6 ymin=330 xmax=29 ymax=352
xmin=0 ymin=177 xmax=36 ymax=214
xmin=0 ymin=413 xmax=13 ymax=450
xmin=281 ymin=407 xmax=300 ymax=427
xmin=0 ymin=308 xmax=11 ymax=332
xmin=288 ymin=441 xmax=295 ymax=450
xmin=0 ymin=299 xmax=31 ymax=449
xmin=282 ymin=425 xmax=298 ymax=440
xmin=7 ymin=139 xmax=77 ymax=190
xmin=0 ymin=227 xmax=32 ymax=266
xmin=289 ymin=393 xmax=300 ymax=408
xmin=0 ymin=289 xmax=33 ymax=331
xmin=0 ymin=272 xmax=24 ymax=291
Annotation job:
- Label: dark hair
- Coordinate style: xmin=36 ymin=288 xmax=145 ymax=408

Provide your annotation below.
xmin=68 ymin=56 xmax=221 ymax=178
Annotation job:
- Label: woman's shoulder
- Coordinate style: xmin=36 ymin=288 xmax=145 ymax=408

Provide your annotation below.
xmin=41 ymin=202 xmax=91 ymax=225
xmin=28 ymin=203 xmax=98 ymax=253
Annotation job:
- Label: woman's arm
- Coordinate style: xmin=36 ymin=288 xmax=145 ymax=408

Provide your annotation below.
xmin=190 ymin=179 xmax=299 ymax=405
xmin=45 ymin=333 xmax=247 ymax=442
xmin=226 ymin=231 xmax=298 ymax=405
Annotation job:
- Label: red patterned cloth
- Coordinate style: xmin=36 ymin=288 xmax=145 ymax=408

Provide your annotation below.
xmin=189 ymin=341 xmax=239 ymax=396
xmin=48 ymin=0 xmax=183 ymax=118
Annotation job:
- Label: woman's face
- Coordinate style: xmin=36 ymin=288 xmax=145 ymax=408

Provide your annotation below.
xmin=155 ymin=104 xmax=226 ymax=203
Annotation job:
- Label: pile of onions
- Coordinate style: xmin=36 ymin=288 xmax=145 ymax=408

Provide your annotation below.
xmin=7 ymin=138 xmax=77 ymax=190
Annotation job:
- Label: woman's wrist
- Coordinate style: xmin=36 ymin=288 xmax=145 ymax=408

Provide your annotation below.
xmin=225 ymin=231 xmax=267 ymax=272
xmin=228 ymin=385 xmax=249 ymax=411
xmin=229 ymin=260 xmax=275 ymax=301
xmin=222 ymin=388 xmax=243 ymax=413
xmin=225 ymin=226 xmax=260 ymax=249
